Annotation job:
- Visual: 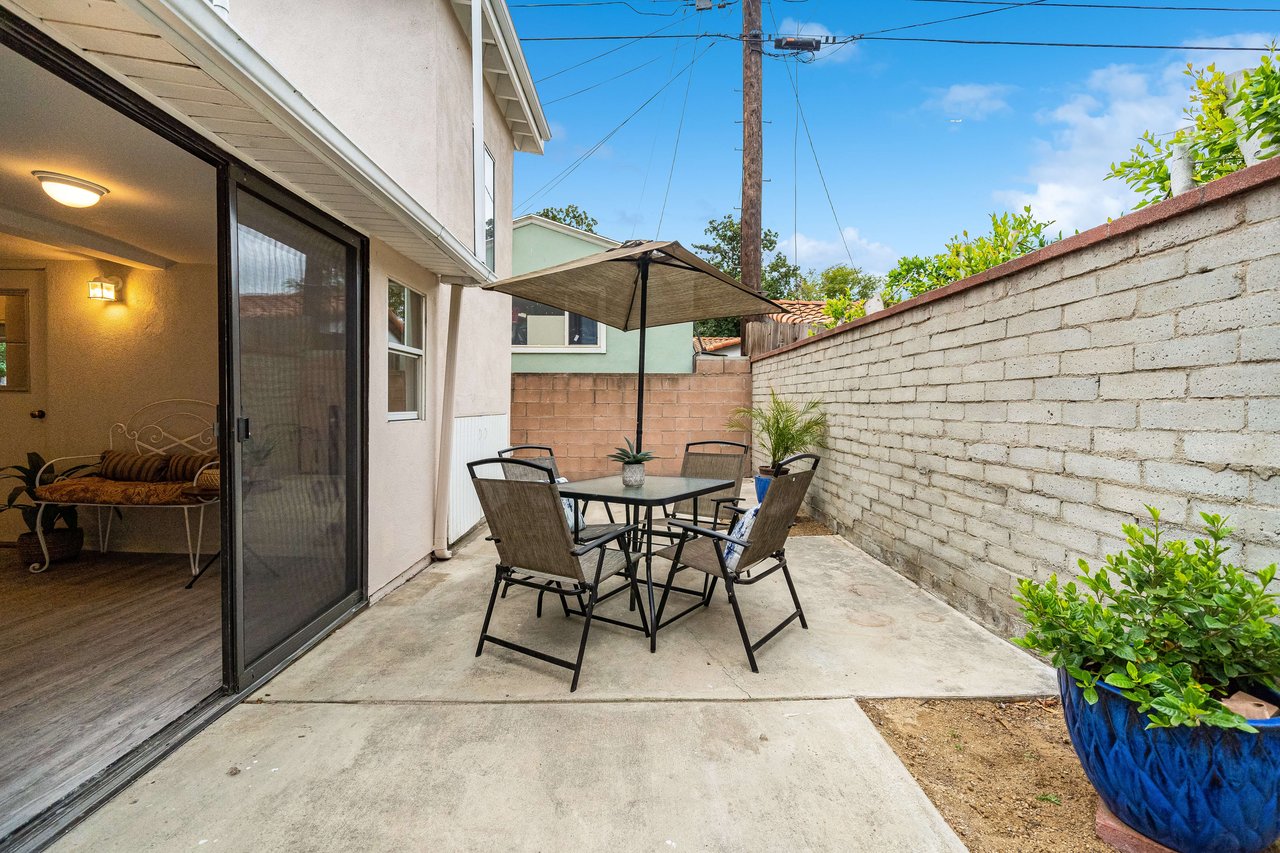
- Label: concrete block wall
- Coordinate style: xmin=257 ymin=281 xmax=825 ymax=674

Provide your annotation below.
xmin=511 ymin=356 xmax=751 ymax=480
xmin=752 ymin=160 xmax=1280 ymax=636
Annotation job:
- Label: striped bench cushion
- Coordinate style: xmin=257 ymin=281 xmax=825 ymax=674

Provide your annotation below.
xmin=99 ymin=450 xmax=170 ymax=483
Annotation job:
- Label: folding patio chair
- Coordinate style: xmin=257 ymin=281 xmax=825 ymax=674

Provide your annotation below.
xmin=664 ymin=440 xmax=750 ymax=531
xmin=469 ymin=457 xmax=649 ymax=692
xmin=497 ymin=444 xmax=617 ymax=540
xmin=653 ymin=453 xmax=819 ymax=673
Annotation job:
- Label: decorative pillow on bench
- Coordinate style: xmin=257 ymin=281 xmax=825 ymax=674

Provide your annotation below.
xmin=99 ymin=450 xmax=170 ymax=482
xmin=168 ymin=452 xmax=218 ymax=484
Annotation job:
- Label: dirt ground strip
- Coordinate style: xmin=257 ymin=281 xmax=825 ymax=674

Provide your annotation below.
xmin=789 ymin=514 xmax=832 ymax=537
xmin=862 ymin=698 xmax=1110 ymax=853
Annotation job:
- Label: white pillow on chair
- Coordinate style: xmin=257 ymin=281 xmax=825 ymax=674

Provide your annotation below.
xmin=722 ymin=505 xmax=760 ymax=570
xmin=556 ymin=477 xmax=585 ymax=532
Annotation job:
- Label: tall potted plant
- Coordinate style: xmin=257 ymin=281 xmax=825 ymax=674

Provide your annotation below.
xmin=727 ymin=391 xmax=828 ymax=500
xmin=1015 ymin=508 xmax=1280 ymax=853
xmin=1 ymin=452 xmax=93 ymax=567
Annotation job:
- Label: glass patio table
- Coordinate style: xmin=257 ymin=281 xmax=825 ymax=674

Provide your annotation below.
xmin=557 ymin=475 xmax=734 ymax=653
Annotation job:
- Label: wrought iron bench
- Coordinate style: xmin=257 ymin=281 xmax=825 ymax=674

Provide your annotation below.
xmin=28 ymin=399 xmax=219 ymax=576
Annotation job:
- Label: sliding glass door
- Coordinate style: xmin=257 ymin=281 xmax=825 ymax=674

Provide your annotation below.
xmin=228 ymin=171 xmax=365 ymax=684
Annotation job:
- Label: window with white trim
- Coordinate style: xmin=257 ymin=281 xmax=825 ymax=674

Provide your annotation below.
xmin=484 ymin=147 xmax=496 ymax=271
xmin=511 ymin=297 xmax=603 ymax=350
xmin=388 ymin=280 xmax=425 ymax=420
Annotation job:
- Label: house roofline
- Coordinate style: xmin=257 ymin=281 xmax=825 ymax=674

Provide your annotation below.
xmin=514 ymin=214 xmax=621 ymax=249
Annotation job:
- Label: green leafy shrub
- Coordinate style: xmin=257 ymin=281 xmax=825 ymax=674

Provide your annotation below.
xmin=727 ymin=391 xmax=827 ymax=472
xmin=1015 ymin=508 xmax=1280 ymax=732
xmin=883 ymin=207 xmax=1060 ymax=305
xmin=1107 ymin=52 xmax=1279 ymax=209
xmin=606 ymin=437 xmax=655 ymax=465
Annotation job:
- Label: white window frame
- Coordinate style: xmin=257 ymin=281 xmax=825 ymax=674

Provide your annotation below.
xmin=388 ymin=279 xmax=425 ymax=422
xmin=512 ymin=311 xmax=607 ymax=354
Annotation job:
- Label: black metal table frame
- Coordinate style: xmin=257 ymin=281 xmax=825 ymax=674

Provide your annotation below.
xmin=557 ymin=475 xmax=734 ymax=653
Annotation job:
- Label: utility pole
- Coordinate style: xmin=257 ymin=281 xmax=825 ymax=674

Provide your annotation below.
xmin=740 ymin=0 xmax=763 ymax=300
xmin=739 ymin=0 xmax=763 ymax=355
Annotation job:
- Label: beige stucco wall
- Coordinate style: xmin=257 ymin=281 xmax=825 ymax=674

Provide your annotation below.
xmin=230 ymin=0 xmax=482 ymax=250
xmin=0 ymin=260 xmax=218 ymax=551
xmin=227 ymin=0 xmax=522 ymax=592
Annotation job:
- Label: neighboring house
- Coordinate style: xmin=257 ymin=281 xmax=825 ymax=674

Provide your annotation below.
xmin=744 ymin=298 xmax=830 ymax=355
xmin=0 ymin=0 xmax=547 ymax=844
xmin=511 ymin=214 xmax=694 ymax=374
xmin=694 ymin=336 xmax=743 ymax=357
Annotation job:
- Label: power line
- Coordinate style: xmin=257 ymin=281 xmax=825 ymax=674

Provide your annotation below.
xmin=630 ymin=32 xmax=686 ymax=239
xmin=542 ymin=44 xmax=684 ymax=105
xmin=656 ymin=25 xmax=703 ymax=235
xmin=859 ymin=34 xmax=1274 ymax=49
xmin=859 ymin=0 xmax=1049 ymax=37
xmin=531 ymin=14 xmax=689 ymax=83
xmin=517 ymin=41 xmax=719 ymax=213
xmin=912 ymin=0 xmax=1280 ymax=12
xmin=509 ymin=1 xmax=681 ymax=15
xmin=521 ymin=32 xmax=1273 ymax=49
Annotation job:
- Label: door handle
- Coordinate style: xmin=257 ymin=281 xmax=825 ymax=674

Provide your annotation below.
xmin=236 ymin=417 xmax=251 ymax=442
xmin=29 ymin=410 xmax=45 ymax=420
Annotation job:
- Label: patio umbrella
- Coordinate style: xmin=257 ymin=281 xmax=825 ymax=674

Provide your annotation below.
xmin=485 ymin=240 xmax=786 ymax=452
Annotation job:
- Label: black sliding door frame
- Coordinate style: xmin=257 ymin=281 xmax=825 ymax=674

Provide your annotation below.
xmin=225 ymin=165 xmax=369 ymax=688
xmin=0 ymin=8 xmax=369 ymax=848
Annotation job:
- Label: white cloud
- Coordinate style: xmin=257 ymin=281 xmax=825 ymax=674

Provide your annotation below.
xmin=993 ymin=33 xmax=1278 ymax=234
xmin=776 ymin=17 xmax=857 ymax=64
xmin=925 ymin=83 xmax=1016 ymax=120
xmin=778 ymin=227 xmax=897 ymax=275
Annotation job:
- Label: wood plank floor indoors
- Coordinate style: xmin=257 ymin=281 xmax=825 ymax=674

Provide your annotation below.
xmin=0 ymin=547 xmax=221 ymax=840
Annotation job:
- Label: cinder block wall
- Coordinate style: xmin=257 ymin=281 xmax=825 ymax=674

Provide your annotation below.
xmin=511 ymin=357 xmax=751 ymax=480
xmin=752 ymin=160 xmax=1280 ymax=636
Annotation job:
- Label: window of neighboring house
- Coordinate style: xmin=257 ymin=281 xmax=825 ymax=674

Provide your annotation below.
xmin=484 ymin=147 xmax=496 ymax=271
xmin=388 ymin=280 xmax=425 ymax=420
xmin=511 ymin=297 xmax=603 ymax=350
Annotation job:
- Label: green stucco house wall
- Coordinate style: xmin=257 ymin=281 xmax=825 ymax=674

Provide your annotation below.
xmin=511 ymin=215 xmax=694 ymax=374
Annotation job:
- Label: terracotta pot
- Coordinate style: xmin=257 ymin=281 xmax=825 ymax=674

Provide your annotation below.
xmin=17 ymin=527 xmax=85 ymax=567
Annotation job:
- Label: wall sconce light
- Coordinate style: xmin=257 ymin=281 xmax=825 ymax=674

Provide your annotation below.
xmin=87 ymin=276 xmax=122 ymax=301
xmin=32 ymin=171 xmax=110 ymax=208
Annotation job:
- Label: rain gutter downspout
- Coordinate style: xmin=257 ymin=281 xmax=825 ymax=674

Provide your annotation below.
xmin=433 ymin=282 xmax=465 ymax=559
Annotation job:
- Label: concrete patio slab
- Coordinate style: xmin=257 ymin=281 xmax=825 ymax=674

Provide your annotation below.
xmin=254 ymin=535 xmax=1055 ymax=703
xmin=55 ymin=698 xmax=965 ymax=853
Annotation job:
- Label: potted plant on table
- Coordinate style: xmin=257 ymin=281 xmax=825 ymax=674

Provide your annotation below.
xmin=607 ymin=438 xmax=655 ymax=488
xmin=1 ymin=452 xmax=93 ymax=568
xmin=1015 ymin=508 xmax=1280 ymax=853
xmin=727 ymin=390 xmax=828 ymax=501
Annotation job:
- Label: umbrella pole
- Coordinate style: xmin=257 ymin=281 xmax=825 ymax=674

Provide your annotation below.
xmin=635 ymin=257 xmax=650 ymax=453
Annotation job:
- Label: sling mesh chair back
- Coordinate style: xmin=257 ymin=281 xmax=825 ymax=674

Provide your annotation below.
xmin=669 ymin=440 xmax=749 ymax=529
xmin=469 ymin=457 xmax=648 ymax=692
xmin=654 ymin=453 xmax=819 ymax=672
xmin=496 ymin=444 xmax=560 ymax=481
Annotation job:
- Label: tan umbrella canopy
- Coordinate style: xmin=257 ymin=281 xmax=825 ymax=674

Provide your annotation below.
xmin=485 ymin=240 xmax=786 ymax=452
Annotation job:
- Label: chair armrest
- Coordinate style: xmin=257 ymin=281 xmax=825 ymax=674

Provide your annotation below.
xmin=719 ymin=503 xmax=749 ymax=517
xmin=37 ymin=455 xmax=100 ymax=485
xmin=668 ymin=518 xmax=749 ymax=549
xmin=571 ymin=523 xmax=640 ymax=556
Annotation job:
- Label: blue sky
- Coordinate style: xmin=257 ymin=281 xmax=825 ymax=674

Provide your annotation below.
xmin=509 ymin=0 xmax=1278 ymax=274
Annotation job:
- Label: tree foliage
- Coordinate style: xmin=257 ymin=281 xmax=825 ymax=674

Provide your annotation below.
xmin=536 ymin=204 xmax=598 ymax=234
xmin=1015 ymin=508 xmax=1280 ymax=731
xmin=883 ymin=207 xmax=1060 ymax=305
xmin=1107 ymin=52 xmax=1279 ymax=209
xmin=691 ymin=215 xmax=801 ymax=335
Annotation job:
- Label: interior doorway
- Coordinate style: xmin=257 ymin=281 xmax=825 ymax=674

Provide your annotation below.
xmin=0 ymin=43 xmax=222 ymax=839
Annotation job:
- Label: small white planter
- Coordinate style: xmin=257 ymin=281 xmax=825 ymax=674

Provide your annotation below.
xmin=622 ymin=463 xmax=646 ymax=488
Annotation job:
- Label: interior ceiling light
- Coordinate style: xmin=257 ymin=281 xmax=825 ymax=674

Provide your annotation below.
xmin=32 ymin=171 xmax=109 ymax=208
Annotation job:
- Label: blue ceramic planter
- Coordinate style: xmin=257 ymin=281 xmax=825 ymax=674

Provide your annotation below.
xmin=1058 ymin=669 xmax=1280 ymax=853
xmin=754 ymin=474 xmax=772 ymax=503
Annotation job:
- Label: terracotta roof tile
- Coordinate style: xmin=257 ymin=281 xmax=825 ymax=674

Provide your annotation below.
xmin=694 ymin=336 xmax=741 ymax=353
xmin=770 ymin=299 xmax=828 ymax=325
